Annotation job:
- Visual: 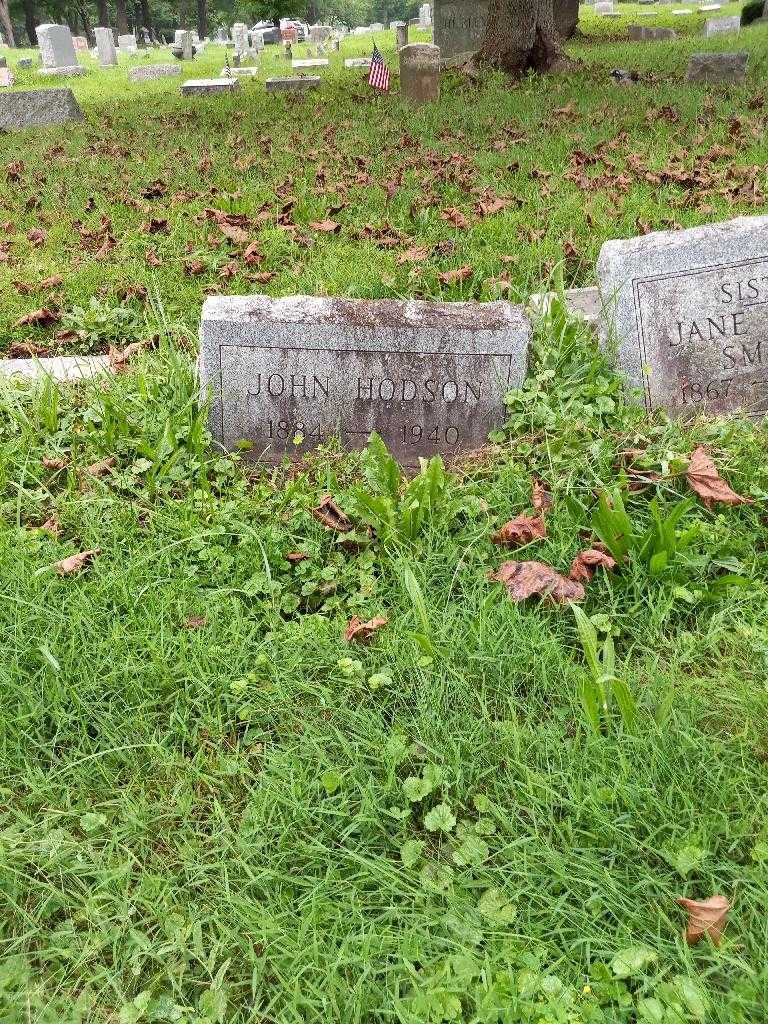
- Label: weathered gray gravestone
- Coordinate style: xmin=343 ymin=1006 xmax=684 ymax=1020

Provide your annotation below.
xmin=94 ymin=27 xmax=118 ymax=66
xmin=433 ymin=0 xmax=488 ymax=64
xmin=598 ymin=215 xmax=768 ymax=418
xmin=181 ymin=77 xmax=239 ymax=95
xmin=36 ymin=24 xmax=85 ymax=76
xmin=399 ymin=43 xmax=440 ymax=105
xmin=0 ymin=88 xmax=83 ymax=130
xmin=704 ymin=15 xmax=740 ymax=37
xmin=629 ymin=25 xmax=677 ymax=41
xmin=199 ymin=295 xmax=531 ymax=465
xmin=686 ymin=52 xmax=748 ymax=84
xmin=396 ymin=22 xmax=409 ymax=48
xmin=266 ymin=76 xmax=321 ymax=92
xmin=129 ymin=64 xmax=181 ymax=81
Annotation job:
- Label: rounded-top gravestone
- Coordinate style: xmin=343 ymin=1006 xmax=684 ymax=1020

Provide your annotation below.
xmin=399 ymin=43 xmax=440 ymax=105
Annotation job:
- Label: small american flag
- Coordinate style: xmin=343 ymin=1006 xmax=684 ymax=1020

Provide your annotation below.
xmin=368 ymin=41 xmax=390 ymax=92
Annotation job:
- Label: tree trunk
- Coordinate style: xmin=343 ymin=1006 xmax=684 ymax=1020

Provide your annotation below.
xmin=115 ymin=0 xmax=130 ymax=34
xmin=78 ymin=2 xmax=94 ymax=45
xmin=474 ymin=0 xmax=564 ymax=76
xmin=97 ymin=0 xmax=109 ymax=27
xmin=555 ymin=0 xmax=579 ymax=40
xmin=196 ymin=0 xmax=206 ymax=41
xmin=140 ymin=0 xmax=153 ymax=38
xmin=23 ymin=0 xmax=36 ymax=45
xmin=0 ymin=0 xmax=15 ymax=46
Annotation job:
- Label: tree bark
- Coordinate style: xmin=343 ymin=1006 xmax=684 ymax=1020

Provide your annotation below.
xmin=78 ymin=2 xmax=94 ymax=44
xmin=0 ymin=0 xmax=13 ymax=47
xmin=115 ymin=0 xmax=130 ymax=34
xmin=97 ymin=0 xmax=109 ymax=27
xmin=474 ymin=0 xmax=564 ymax=76
xmin=196 ymin=0 xmax=207 ymax=40
xmin=0 ymin=0 xmax=15 ymax=46
xmin=140 ymin=0 xmax=154 ymax=38
xmin=23 ymin=0 xmax=36 ymax=45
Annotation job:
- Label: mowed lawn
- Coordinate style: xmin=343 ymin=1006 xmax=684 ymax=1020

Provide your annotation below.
xmin=0 ymin=11 xmax=767 ymax=1024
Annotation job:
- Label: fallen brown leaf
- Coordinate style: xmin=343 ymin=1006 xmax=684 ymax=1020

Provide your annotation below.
xmin=397 ymin=245 xmax=430 ymax=264
xmin=438 ymin=266 xmax=472 ymax=286
xmin=309 ymin=219 xmax=341 ymax=234
xmin=54 ymin=549 xmax=99 ymax=575
xmin=285 ymin=551 xmax=309 ymax=563
xmin=27 ymin=228 xmax=46 ymax=246
xmin=183 ymin=615 xmax=207 ymax=629
xmin=109 ymin=340 xmax=148 ymax=370
xmin=40 ymin=274 xmax=63 ymax=289
xmin=218 ymin=222 xmax=250 ymax=245
xmin=247 ymin=271 xmax=277 ymax=285
xmin=344 ymin=615 xmax=388 ymax=643
xmin=532 ymin=478 xmax=553 ymax=513
xmin=492 ymin=514 xmax=546 ymax=547
xmin=184 ymin=258 xmax=207 ymax=276
xmin=677 ymin=894 xmax=730 ymax=947
xmin=490 ymin=560 xmax=585 ymax=604
xmin=686 ymin=446 xmax=752 ymax=508
xmin=312 ymin=495 xmax=352 ymax=532
xmin=40 ymin=515 xmax=61 ymax=537
xmin=569 ymin=547 xmax=617 ymax=583
xmin=83 ymin=457 xmax=116 ymax=478
xmin=440 ymin=207 xmax=470 ymax=230
xmin=12 ymin=307 xmax=60 ymax=329
xmin=42 ymin=456 xmax=67 ymax=470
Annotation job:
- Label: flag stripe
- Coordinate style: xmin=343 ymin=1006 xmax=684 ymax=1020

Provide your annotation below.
xmin=368 ymin=41 xmax=390 ymax=92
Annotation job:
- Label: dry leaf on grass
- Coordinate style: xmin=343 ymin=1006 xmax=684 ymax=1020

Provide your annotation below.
xmin=344 ymin=615 xmax=388 ymax=643
xmin=569 ymin=548 xmax=617 ymax=583
xmin=309 ymin=219 xmax=341 ymax=234
xmin=42 ymin=456 xmax=67 ymax=470
xmin=438 ymin=266 xmax=472 ymax=286
xmin=440 ymin=207 xmax=470 ymax=229
xmin=490 ymin=561 xmax=585 ymax=604
xmin=82 ymin=457 xmax=116 ymax=479
xmin=54 ymin=549 xmax=99 ymax=575
xmin=532 ymin=478 xmax=553 ymax=513
xmin=492 ymin=514 xmax=546 ymax=547
xmin=183 ymin=615 xmax=207 ymax=629
xmin=677 ymin=894 xmax=731 ymax=946
xmin=686 ymin=446 xmax=752 ymax=508
xmin=109 ymin=340 xmax=150 ymax=371
xmin=40 ymin=515 xmax=61 ymax=537
xmin=285 ymin=551 xmax=309 ymax=563
xmin=12 ymin=307 xmax=60 ymax=329
xmin=312 ymin=495 xmax=352 ymax=532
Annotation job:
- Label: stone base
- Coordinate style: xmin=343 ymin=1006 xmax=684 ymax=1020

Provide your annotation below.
xmin=130 ymin=64 xmax=182 ymax=82
xmin=38 ymin=65 xmax=86 ymax=77
xmin=220 ymin=66 xmax=259 ymax=77
xmin=181 ymin=77 xmax=240 ymax=95
xmin=0 ymin=355 xmax=110 ymax=382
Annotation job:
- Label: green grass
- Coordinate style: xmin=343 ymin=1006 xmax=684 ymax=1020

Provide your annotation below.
xmin=0 ymin=14 xmax=767 ymax=1024
xmin=1 ymin=11 xmax=767 ymax=352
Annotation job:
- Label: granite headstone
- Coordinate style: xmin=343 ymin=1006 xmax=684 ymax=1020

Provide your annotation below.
xmin=199 ymin=295 xmax=531 ymax=464
xmin=598 ymin=215 xmax=768 ymax=418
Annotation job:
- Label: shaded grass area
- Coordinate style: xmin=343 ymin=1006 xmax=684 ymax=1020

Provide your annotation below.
xmin=0 ymin=307 xmax=766 ymax=1020
xmin=1 ymin=17 xmax=767 ymax=352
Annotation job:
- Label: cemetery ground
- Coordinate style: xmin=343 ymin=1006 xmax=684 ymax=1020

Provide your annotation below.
xmin=1 ymin=9 xmax=767 ymax=1024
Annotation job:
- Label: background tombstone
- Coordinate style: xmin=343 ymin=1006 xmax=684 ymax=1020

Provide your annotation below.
xmin=419 ymin=3 xmax=432 ymax=29
xmin=598 ymin=214 xmax=768 ymax=419
xmin=36 ymin=24 xmax=85 ymax=76
xmin=704 ymin=15 xmax=740 ymax=37
xmin=432 ymin=0 xmax=489 ymax=65
xmin=182 ymin=30 xmax=194 ymax=60
xmin=686 ymin=51 xmax=748 ymax=84
xmin=118 ymin=33 xmax=138 ymax=54
xmin=396 ymin=22 xmax=409 ymax=48
xmin=399 ymin=43 xmax=440 ymax=105
xmin=94 ymin=27 xmax=118 ymax=67
xmin=199 ymin=295 xmax=531 ymax=466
